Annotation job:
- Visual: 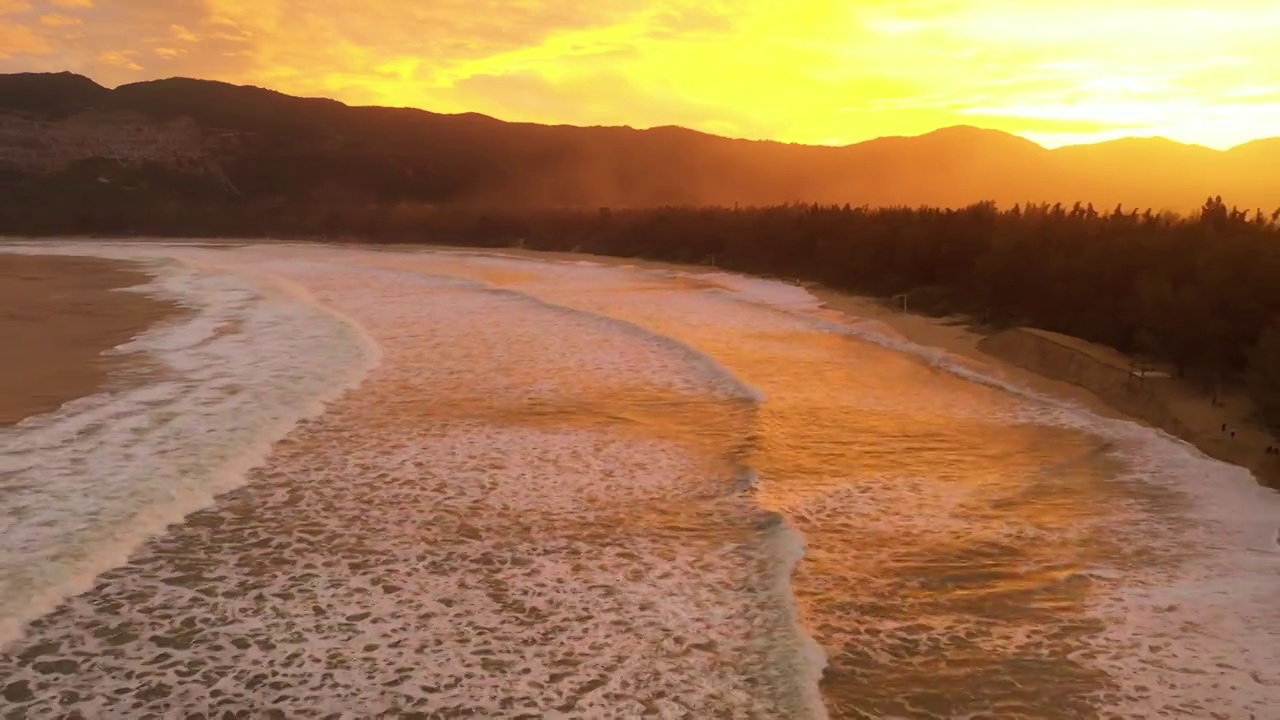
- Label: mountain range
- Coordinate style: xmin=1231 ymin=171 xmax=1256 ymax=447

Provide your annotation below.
xmin=2 ymin=71 xmax=1278 ymax=213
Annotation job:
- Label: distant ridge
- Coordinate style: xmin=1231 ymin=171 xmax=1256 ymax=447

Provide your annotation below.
xmin=2 ymin=71 xmax=1278 ymax=211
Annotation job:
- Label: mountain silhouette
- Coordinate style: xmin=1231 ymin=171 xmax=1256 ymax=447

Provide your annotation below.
xmin=1 ymin=71 xmax=1277 ymax=212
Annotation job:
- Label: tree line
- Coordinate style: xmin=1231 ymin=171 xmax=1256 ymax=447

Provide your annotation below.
xmin=4 ymin=192 xmax=1279 ymax=428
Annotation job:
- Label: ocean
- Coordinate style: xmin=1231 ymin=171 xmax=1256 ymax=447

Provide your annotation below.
xmin=1 ymin=242 xmax=1277 ymax=718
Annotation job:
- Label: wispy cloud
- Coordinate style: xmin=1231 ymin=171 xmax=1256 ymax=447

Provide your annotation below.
xmin=98 ymin=49 xmax=141 ymax=71
xmin=0 ymin=0 xmax=32 ymax=15
xmin=169 ymin=24 xmax=198 ymax=42
xmin=0 ymin=22 xmax=49 ymax=58
xmin=38 ymin=13 xmax=81 ymax=26
xmin=0 ymin=0 xmax=1277 ymax=149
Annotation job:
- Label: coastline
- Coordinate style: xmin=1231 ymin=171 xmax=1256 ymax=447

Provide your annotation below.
xmin=453 ymin=245 xmax=1279 ymax=490
xmin=806 ymin=288 xmax=1132 ymax=421
xmin=0 ymin=240 xmax=1274 ymax=716
xmin=8 ymin=239 xmax=1276 ymax=488
xmin=0 ymin=253 xmax=179 ymax=426
xmin=809 ymin=290 xmax=1280 ymax=490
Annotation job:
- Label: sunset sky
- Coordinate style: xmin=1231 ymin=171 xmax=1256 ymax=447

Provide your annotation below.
xmin=2 ymin=0 xmax=1279 ymax=150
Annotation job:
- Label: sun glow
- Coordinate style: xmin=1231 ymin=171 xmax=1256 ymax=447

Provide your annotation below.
xmin=3 ymin=0 xmax=1279 ymax=149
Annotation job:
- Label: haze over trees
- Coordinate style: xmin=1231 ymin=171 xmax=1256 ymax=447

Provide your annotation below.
xmin=2 ymin=73 xmax=1279 ymax=427
xmin=345 ymin=199 xmax=1280 ymax=428
xmin=4 ymin=72 xmax=1280 ymax=212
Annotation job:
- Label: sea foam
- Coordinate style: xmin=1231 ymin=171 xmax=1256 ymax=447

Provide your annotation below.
xmin=423 ymin=251 xmax=1280 ymax=718
xmin=0 ymin=246 xmax=379 ymax=647
xmin=2 ymin=249 xmax=822 ymax=717
xmin=667 ymin=263 xmax=1280 ymax=718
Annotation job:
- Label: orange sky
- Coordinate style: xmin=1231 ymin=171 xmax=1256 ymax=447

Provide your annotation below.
xmin=3 ymin=0 xmax=1279 ymax=149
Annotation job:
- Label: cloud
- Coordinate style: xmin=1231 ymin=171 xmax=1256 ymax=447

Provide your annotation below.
xmin=170 ymin=24 xmax=198 ymax=42
xmin=98 ymin=49 xmax=141 ymax=71
xmin=0 ymin=0 xmax=1278 ymax=149
xmin=38 ymin=13 xmax=81 ymax=27
xmin=0 ymin=21 xmax=50 ymax=57
xmin=449 ymin=69 xmax=764 ymax=136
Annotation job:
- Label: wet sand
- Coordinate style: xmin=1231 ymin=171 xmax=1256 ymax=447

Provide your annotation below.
xmin=0 ymin=254 xmax=177 ymax=426
xmin=808 ymin=291 xmax=1280 ymax=489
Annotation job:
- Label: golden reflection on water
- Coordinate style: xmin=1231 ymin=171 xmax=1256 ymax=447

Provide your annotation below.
xmin=491 ymin=304 xmax=1138 ymax=718
xmin=643 ymin=326 xmax=1132 ymax=718
xmin=361 ymin=254 xmax=1158 ymax=719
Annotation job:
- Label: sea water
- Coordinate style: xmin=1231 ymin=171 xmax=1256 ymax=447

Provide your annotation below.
xmin=1 ymin=242 xmax=1276 ymax=719
xmin=0 ymin=245 xmax=378 ymax=648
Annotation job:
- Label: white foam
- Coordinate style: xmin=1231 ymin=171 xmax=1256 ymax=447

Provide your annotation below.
xmin=336 ymin=252 xmax=770 ymax=404
xmin=703 ymin=272 xmax=1280 ymax=717
xmin=761 ymin=519 xmax=831 ymax=720
xmin=682 ymin=270 xmax=827 ymax=312
xmin=2 ymin=249 xmax=819 ymax=716
xmin=685 ymin=267 xmax=1280 ymax=716
xmin=8 ymin=242 xmax=1276 ymax=718
xmin=409 ymin=247 xmax=1280 ymax=718
xmin=0 ymin=246 xmax=380 ymax=647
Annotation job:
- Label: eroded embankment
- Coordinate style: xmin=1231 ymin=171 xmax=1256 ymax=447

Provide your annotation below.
xmin=979 ymin=329 xmax=1170 ymax=423
xmin=978 ymin=327 xmax=1279 ymax=488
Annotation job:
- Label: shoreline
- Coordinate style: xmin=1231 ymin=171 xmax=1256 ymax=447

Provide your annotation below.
xmin=7 ymin=239 xmax=1276 ymax=489
xmin=0 ymin=253 xmax=179 ymax=426
xmin=1 ymin=243 xmax=1273 ymax=716
xmin=810 ymin=290 xmax=1280 ymax=489
xmin=448 ymin=245 xmax=1279 ymax=490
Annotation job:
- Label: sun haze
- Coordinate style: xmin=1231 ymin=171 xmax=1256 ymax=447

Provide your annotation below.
xmin=2 ymin=0 xmax=1279 ymax=149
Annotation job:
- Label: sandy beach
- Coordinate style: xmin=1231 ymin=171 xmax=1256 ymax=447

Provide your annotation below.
xmin=0 ymin=254 xmax=177 ymax=426
xmin=808 ymin=290 xmax=1280 ymax=489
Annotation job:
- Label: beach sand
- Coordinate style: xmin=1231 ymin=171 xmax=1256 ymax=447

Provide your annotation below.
xmin=809 ymin=291 xmax=1280 ymax=489
xmin=0 ymin=254 xmax=178 ymax=426
xmin=441 ymin=246 xmax=1279 ymax=489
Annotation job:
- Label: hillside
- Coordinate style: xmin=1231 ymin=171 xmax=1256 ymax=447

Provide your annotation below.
xmin=1 ymin=72 xmax=1279 ymax=222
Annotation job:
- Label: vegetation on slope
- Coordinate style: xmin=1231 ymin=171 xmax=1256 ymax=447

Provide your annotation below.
xmin=3 ymin=74 xmax=1278 ymax=429
xmin=6 ymin=72 xmax=1280 ymax=210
